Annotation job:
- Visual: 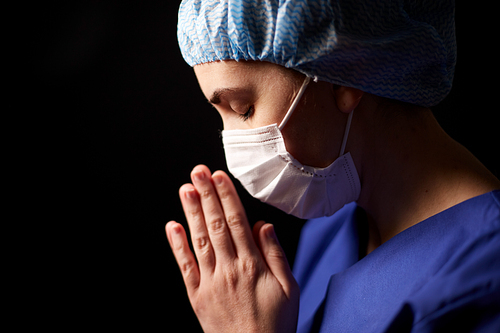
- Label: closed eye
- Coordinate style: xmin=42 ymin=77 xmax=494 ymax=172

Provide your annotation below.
xmin=238 ymin=106 xmax=254 ymax=121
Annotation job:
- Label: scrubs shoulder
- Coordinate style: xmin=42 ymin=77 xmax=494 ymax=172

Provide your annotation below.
xmin=293 ymin=190 xmax=500 ymax=333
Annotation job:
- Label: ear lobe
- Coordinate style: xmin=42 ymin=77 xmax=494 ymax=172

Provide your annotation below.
xmin=332 ymin=85 xmax=364 ymax=113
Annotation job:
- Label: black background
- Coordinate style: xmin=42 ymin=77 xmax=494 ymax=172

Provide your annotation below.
xmin=26 ymin=2 xmax=498 ymax=331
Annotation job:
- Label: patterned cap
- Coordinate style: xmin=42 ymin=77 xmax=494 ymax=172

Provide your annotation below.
xmin=177 ymin=0 xmax=456 ymax=107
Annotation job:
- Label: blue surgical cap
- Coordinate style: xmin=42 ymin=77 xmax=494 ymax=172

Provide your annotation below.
xmin=178 ymin=0 xmax=456 ymax=107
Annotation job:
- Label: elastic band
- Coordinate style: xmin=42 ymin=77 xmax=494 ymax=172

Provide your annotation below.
xmin=339 ymin=110 xmax=354 ymax=156
xmin=278 ymin=76 xmax=311 ymax=130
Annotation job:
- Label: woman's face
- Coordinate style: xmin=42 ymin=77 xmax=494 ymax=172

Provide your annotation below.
xmin=194 ymin=60 xmax=304 ymax=130
xmin=194 ymin=60 xmax=348 ymax=168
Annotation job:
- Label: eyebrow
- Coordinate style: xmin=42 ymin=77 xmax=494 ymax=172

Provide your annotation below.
xmin=209 ymin=88 xmax=240 ymax=105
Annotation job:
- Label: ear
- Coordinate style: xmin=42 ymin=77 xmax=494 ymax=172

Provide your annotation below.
xmin=332 ymin=85 xmax=364 ymax=113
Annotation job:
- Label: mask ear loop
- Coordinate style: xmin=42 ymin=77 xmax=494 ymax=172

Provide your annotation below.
xmin=339 ymin=110 xmax=354 ymax=156
xmin=278 ymin=76 xmax=311 ymax=131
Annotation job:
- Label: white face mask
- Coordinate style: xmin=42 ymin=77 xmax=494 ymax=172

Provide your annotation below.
xmin=221 ymin=77 xmax=361 ymax=219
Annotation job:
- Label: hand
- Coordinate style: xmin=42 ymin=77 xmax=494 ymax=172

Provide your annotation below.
xmin=166 ymin=165 xmax=299 ymax=333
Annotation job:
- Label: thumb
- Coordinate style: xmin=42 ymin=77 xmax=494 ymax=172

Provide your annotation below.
xmin=259 ymin=224 xmax=296 ymax=297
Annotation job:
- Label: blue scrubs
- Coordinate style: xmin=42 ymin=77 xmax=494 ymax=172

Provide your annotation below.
xmin=293 ymin=190 xmax=500 ymax=332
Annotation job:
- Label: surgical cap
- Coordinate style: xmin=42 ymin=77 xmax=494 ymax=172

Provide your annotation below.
xmin=177 ymin=0 xmax=456 ymax=107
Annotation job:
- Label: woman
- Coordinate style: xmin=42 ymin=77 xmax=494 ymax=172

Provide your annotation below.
xmin=166 ymin=0 xmax=500 ymax=332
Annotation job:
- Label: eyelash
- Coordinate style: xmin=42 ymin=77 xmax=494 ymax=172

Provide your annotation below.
xmin=238 ymin=106 xmax=254 ymax=121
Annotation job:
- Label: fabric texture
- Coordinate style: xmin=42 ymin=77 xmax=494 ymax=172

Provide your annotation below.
xmin=292 ymin=190 xmax=500 ymax=332
xmin=177 ymin=0 xmax=456 ymax=107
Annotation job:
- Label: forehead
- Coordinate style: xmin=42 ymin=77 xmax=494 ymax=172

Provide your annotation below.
xmin=193 ymin=60 xmax=295 ymax=99
xmin=194 ymin=60 xmax=282 ymax=77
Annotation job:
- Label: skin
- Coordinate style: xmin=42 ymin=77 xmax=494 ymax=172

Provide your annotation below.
xmin=166 ymin=167 xmax=298 ymax=333
xmin=166 ymin=60 xmax=500 ymax=332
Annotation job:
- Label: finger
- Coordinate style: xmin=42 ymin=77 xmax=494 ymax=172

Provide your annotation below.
xmin=252 ymin=220 xmax=266 ymax=253
xmin=179 ymin=183 xmax=215 ymax=273
xmin=212 ymin=170 xmax=260 ymax=257
xmin=191 ymin=165 xmax=236 ymax=261
xmin=166 ymin=221 xmax=200 ymax=294
xmin=258 ymin=224 xmax=296 ymax=297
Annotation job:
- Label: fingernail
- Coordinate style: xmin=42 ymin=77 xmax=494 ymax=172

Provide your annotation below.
xmin=267 ymin=224 xmax=276 ymax=240
xmin=171 ymin=225 xmax=182 ymax=248
xmin=193 ymin=171 xmax=205 ymax=181
xmin=213 ymin=175 xmax=223 ymax=186
xmin=185 ymin=189 xmax=196 ymax=199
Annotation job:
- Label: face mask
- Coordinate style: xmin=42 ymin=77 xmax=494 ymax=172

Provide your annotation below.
xmin=221 ymin=77 xmax=361 ymax=219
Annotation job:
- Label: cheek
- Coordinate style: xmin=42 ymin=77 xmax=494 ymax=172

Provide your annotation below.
xmin=283 ymin=126 xmax=335 ymax=168
xmin=281 ymin=94 xmax=340 ymax=168
xmin=255 ymin=108 xmax=287 ymax=128
xmin=219 ymin=112 xmax=253 ymax=130
xmin=282 ymin=123 xmax=319 ymax=166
